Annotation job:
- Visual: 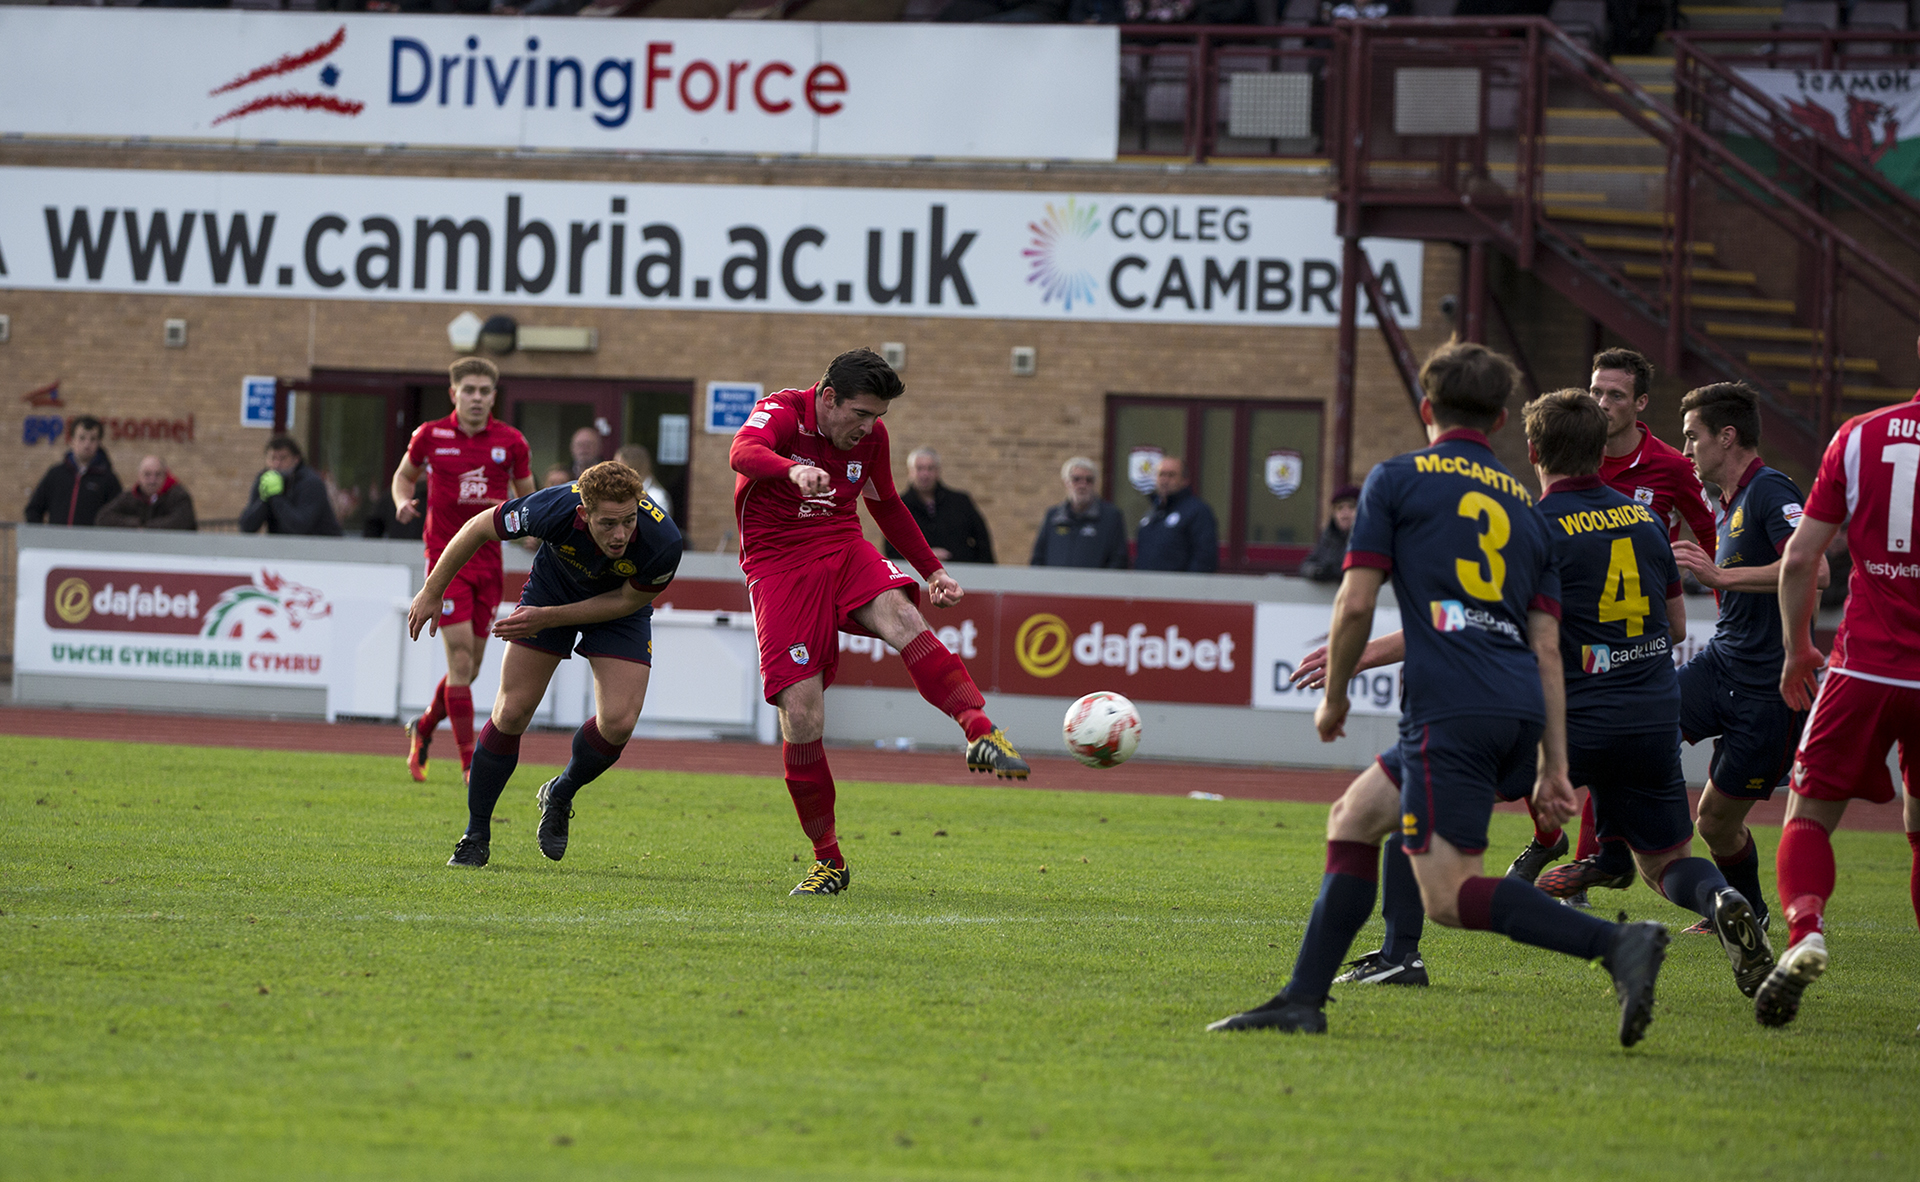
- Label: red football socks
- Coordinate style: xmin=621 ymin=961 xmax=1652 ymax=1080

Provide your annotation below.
xmin=1574 ymin=792 xmax=1599 ymax=861
xmin=445 ymin=684 xmax=475 ymax=773
xmin=1906 ymin=830 xmax=1920 ymax=931
xmin=1777 ymin=817 xmax=1835 ymax=948
xmin=783 ymin=739 xmax=841 ymax=865
xmin=1525 ymin=798 xmax=1563 ymax=848
xmin=900 ymin=630 xmax=993 ymax=741
xmin=419 ymin=676 xmax=449 ymax=734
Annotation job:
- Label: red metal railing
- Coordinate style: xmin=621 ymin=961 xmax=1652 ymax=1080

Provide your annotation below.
xmin=1120 ymin=26 xmax=1333 ymax=161
xmin=1324 ymin=17 xmax=1920 ymax=476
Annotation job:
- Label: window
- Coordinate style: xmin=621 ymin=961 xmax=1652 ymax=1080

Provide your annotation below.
xmin=1105 ymin=395 xmax=1323 ymax=573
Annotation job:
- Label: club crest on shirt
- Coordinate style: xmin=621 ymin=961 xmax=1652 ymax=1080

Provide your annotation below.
xmin=613 ymin=560 xmax=636 ymax=577
xmin=491 ymin=446 xmax=507 ymax=464
xmin=1729 ymin=506 xmax=1745 ymax=536
xmin=1633 ymin=486 xmax=1655 ymax=506
xmin=789 ymin=642 xmax=810 ymax=665
xmin=846 ymin=461 xmax=863 ymax=483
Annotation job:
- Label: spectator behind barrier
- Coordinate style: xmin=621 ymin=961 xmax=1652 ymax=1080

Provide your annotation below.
xmin=1134 ymin=455 xmax=1220 ymax=573
xmin=1030 ymin=456 xmax=1129 ymax=569
xmin=616 ymin=443 xmax=673 ymax=517
xmin=24 ymin=415 xmax=120 ymax=526
xmin=1297 ymin=482 xmax=1360 ymax=583
xmin=886 ymin=446 xmax=996 ymax=565
xmin=96 ymin=454 xmax=196 ymax=531
xmin=570 ymin=425 xmax=605 ymax=478
xmin=240 ymin=435 xmax=343 ymax=537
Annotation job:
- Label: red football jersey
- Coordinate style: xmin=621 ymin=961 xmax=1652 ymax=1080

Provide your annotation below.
xmin=1804 ymin=392 xmax=1920 ymax=686
xmin=730 ymin=386 xmax=940 ymax=583
xmin=1598 ymin=421 xmax=1719 ymax=557
xmin=406 ymin=414 xmax=532 ymax=562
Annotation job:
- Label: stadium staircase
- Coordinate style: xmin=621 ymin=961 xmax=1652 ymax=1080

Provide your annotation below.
xmin=1325 ymin=14 xmax=1920 ymax=482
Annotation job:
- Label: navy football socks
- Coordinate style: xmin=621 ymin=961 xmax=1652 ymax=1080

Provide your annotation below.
xmin=1283 ymin=841 xmax=1380 ymax=1004
xmin=1461 ymin=876 xmax=1615 ymax=961
xmin=464 ymin=722 xmax=522 ymax=842
xmin=1380 ymin=837 xmax=1424 ymax=963
xmin=1659 ymin=856 xmax=1729 ymax=918
xmin=547 ymin=716 xmax=626 ymax=803
xmin=1715 ymin=831 xmax=1769 ymax=922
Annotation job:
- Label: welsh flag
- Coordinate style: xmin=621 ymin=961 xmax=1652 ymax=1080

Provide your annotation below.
xmin=1732 ymin=68 xmax=1920 ymax=195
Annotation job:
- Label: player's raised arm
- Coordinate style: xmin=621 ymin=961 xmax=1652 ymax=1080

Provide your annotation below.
xmin=1291 ymin=630 xmax=1405 ymax=690
xmin=860 ymin=427 xmax=945 ymax=586
xmin=408 ymin=511 xmax=501 ymax=639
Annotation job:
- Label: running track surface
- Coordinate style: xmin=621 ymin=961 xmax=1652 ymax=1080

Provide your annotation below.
xmin=0 ymin=704 xmax=1906 ymax=833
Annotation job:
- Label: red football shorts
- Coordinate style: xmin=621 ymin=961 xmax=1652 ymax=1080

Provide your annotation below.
xmin=1790 ymin=670 xmax=1920 ymax=804
xmin=431 ymin=549 xmax=503 ymax=631
xmin=748 ymin=543 xmax=918 ymax=703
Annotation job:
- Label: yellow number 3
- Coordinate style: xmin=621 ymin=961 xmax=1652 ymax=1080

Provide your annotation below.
xmin=1456 ymin=492 xmax=1510 ymax=601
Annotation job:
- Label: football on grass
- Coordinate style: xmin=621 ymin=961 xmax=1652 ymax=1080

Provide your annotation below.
xmin=1063 ymin=692 xmax=1142 ymax=768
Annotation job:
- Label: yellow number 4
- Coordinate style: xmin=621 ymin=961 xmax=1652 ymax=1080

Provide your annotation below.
xmin=1455 ymin=492 xmax=1510 ymax=601
xmin=1597 ymin=536 xmax=1650 ymax=637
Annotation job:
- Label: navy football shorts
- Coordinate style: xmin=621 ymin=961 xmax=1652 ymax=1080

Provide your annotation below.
xmin=513 ymin=600 xmax=654 ymax=665
xmin=1396 ymin=716 xmax=1541 ymax=855
xmin=1569 ymin=727 xmax=1691 ymax=855
xmin=1678 ymin=652 xmax=1805 ymax=801
xmin=1375 ymin=746 xmax=1403 ymax=788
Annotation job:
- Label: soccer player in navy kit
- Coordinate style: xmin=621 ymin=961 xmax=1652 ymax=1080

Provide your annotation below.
xmin=406 ymin=462 xmax=684 ymax=868
xmin=1527 ymin=390 xmax=1774 ymax=993
xmin=1668 ymin=382 xmax=1826 ymax=930
xmin=1209 ymin=343 xmax=1669 ymax=1045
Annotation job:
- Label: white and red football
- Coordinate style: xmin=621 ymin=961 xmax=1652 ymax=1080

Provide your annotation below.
xmin=1062 ymin=691 xmax=1142 ymax=769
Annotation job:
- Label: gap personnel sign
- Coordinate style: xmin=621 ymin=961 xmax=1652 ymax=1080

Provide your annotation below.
xmin=0 ymin=168 xmax=1424 ymax=329
xmin=0 ymin=10 xmax=1115 ymax=161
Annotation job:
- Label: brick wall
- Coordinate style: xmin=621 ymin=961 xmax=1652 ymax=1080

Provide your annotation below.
xmin=1 ymin=143 xmax=1464 ymax=558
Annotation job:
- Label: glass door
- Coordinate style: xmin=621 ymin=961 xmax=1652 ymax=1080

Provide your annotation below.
xmin=1105 ymin=395 xmax=1323 ymax=573
xmin=503 ymin=378 xmax=623 ymax=485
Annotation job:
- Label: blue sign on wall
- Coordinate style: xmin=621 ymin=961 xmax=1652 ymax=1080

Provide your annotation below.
xmin=241 ymin=375 xmax=278 ymax=428
xmin=705 ymin=382 xmax=762 ymax=435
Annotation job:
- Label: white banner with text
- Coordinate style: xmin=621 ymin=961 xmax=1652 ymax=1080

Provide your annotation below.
xmin=15 ymin=547 xmax=410 ymax=720
xmin=0 ymin=10 xmax=1116 ymax=161
xmin=0 ymin=168 xmax=1425 ymax=329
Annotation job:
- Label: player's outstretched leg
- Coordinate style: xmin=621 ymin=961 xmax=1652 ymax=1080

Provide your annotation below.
xmin=450 ymin=721 xmax=520 ymax=867
xmin=898 ymin=629 xmax=1029 ymax=780
xmin=1757 ymin=815 xmax=1839 ymax=1026
xmin=407 ymin=677 xmax=448 ymax=781
xmin=1653 ymin=854 xmax=1774 ymax=997
xmin=1210 ymin=840 xmax=1380 ymax=1032
xmin=1451 ymin=874 xmax=1665 ymax=1047
xmin=785 ymin=739 xmax=849 ymax=895
xmin=535 ymin=717 xmax=628 ymax=862
xmin=1338 ymin=837 xmax=1429 ymax=986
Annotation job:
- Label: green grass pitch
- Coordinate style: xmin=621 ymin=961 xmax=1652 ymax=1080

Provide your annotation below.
xmin=2 ymin=734 xmax=1918 ymax=1180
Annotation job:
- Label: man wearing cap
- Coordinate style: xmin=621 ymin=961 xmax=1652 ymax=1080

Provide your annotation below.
xmin=1298 ymin=484 xmax=1361 ymax=583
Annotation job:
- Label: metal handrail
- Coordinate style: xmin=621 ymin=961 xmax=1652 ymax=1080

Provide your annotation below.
xmin=1331 ymin=16 xmax=1919 ymax=444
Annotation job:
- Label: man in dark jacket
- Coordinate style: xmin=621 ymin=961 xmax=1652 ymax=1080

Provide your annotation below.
xmin=1297 ymin=483 xmax=1360 ymax=583
xmin=1135 ymin=455 xmax=1219 ymax=573
xmin=1030 ymin=456 xmax=1129 ymax=569
xmin=240 ymin=435 xmax=343 ymax=536
xmin=885 ymin=447 xmax=995 ymax=565
xmin=97 ymin=455 xmax=197 ymax=530
xmin=24 ymin=416 xmax=121 ymax=526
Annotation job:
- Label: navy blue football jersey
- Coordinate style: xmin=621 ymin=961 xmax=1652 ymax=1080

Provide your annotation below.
xmin=1347 ymin=429 xmax=1560 ymax=726
xmin=1538 ymin=476 xmax=1683 ymax=742
xmin=493 ymin=483 xmax=683 ymax=605
xmin=1705 ymin=458 xmax=1807 ymax=695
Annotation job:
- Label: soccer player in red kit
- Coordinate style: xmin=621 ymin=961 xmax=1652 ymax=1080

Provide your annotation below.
xmin=1507 ymin=348 xmax=1722 ymax=903
xmin=731 ymin=348 xmax=1030 ymax=896
xmin=1766 ymin=368 xmax=1920 ymax=1026
xmin=391 ymin=357 xmax=533 ymax=782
